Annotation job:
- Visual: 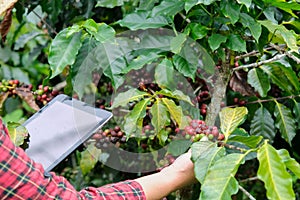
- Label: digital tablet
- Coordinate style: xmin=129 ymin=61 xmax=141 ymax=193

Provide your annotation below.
xmin=23 ymin=94 xmax=113 ymax=173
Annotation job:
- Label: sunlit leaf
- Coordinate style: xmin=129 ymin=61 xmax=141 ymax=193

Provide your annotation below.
xmin=192 ymin=141 xmax=225 ymax=184
xmin=259 ymin=20 xmax=298 ymax=52
xmin=278 ymin=149 xmax=300 ymax=179
xmin=274 ymin=102 xmax=296 ymax=145
xmin=199 ymin=153 xmax=246 ymax=200
xmin=150 ymin=98 xmax=170 ymax=138
xmin=257 ymin=141 xmax=295 ymax=199
xmin=83 ymin=20 xmax=115 ymax=42
xmin=161 ymin=98 xmax=183 ymax=127
xmin=49 ymin=28 xmax=82 ymax=78
xmin=219 ymin=107 xmax=248 ymax=139
xmin=250 ymin=106 xmax=276 ymax=143
xmin=7 ymin=122 xmax=28 ymax=147
xmin=80 ymin=143 xmax=102 ymax=175
xmin=124 ymin=99 xmax=150 ymax=136
xmin=156 ymin=89 xmax=193 ymax=105
xmin=227 ymin=135 xmax=263 ymax=148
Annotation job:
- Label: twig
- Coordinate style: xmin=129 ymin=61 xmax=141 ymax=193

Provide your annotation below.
xmin=240 ymin=176 xmax=259 ymax=183
xmin=233 ymin=54 xmax=286 ymax=71
xmin=179 ymin=12 xmax=191 ymax=23
xmin=227 ymin=94 xmax=300 ymax=108
xmin=269 ymin=43 xmax=300 ymax=64
xmin=239 ymin=185 xmax=256 ymax=200
xmin=235 ymin=45 xmax=284 ymax=60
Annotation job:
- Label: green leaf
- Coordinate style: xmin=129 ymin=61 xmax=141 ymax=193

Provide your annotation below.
xmin=239 ymin=13 xmax=262 ymax=42
xmin=49 ymin=29 xmax=82 ymax=78
xmin=258 ymin=20 xmax=298 ymax=52
xmin=170 ymin=33 xmax=187 ymax=54
xmin=219 ymin=107 xmax=248 ymax=139
xmin=111 ymin=88 xmax=149 ymax=108
xmin=156 ymin=89 xmax=193 ymax=105
xmin=220 ymin=0 xmax=240 ymax=24
xmin=154 ymin=59 xmax=175 ymax=90
xmin=118 ymin=11 xmax=169 ymax=30
xmin=150 ymin=99 xmax=170 ymax=137
xmin=73 ymin=41 xmax=127 ymax=97
xmin=263 ymin=0 xmax=300 ymax=17
xmin=95 ymin=0 xmax=125 ymax=8
xmin=199 ymin=153 xmax=246 ymax=200
xmin=138 ymin=0 xmax=158 ymax=10
xmin=124 ymin=99 xmax=151 ymax=136
xmin=185 ymin=0 xmax=217 ymax=12
xmin=226 ymin=34 xmax=247 ymax=52
xmin=151 ymin=0 xmax=184 ymax=17
xmin=278 ymin=149 xmax=300 ymax=179
xmin=168 ymin=139 xmax=192 ymax=156
xmin=274 ymin=102 xmax=296 ymax=145
xmin=208 ymin=34 xmax=227 ymax=51
xmin=192 ymin=141 xmax=225 ymax=184
xmin=122 ymin=51 xmax=161 ymax=74
xmin=83 ymin=20 xmax=115 ymax=42
xmin=247 ymin=68 xmax=270 ymax=97
xmin=257 ymin=141 xmax=295 ymax=200
xmin=161 ymin=98 xmax=183 ymax=128
xmin=237 ymin=0 xmax=252 ymax=9
xmin=80 ymin=143 xmax=102 ymax=175
xmin=188 ymin=23 xmax=209 ymax=40
xmin=3 ymin=109 xmax=23 ymax=123
xmin=227 ymin=135 xmax=263 ymax=148
xmin=292 ymin=100 xmax=300 ymax=129
xmin=260 ymin=63 xmax=300 ymax=94
xmin=7 ymin=122 xmax=28 ymax=147
xmin=172 ymin=55 xmax=196 ymax=81
xmin=250 ymin=106 xmax=276 ymax=143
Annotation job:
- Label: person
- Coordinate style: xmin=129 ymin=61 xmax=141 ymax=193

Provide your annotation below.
xmin=0 ymin=119 xmax=196 ymax=200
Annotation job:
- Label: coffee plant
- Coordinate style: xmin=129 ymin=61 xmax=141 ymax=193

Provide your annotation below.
xmin=1 ymin=0 xmax=300 ymax=199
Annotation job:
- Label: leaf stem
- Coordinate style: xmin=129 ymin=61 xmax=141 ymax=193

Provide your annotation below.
xmin=239 ymin=185 xmax=256 ymax=200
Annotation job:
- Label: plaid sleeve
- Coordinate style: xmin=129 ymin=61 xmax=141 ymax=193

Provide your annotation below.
xmin=0 ymin=120 xmax=146 ymax=200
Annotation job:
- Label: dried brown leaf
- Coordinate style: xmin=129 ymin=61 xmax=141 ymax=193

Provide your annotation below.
xmin=15 ymin=87 xmax=40 ymax=111
xmin=0 ymin=92 xmax=9 ymax=109
xmin=229 ymin=70 xmax=256 ymax=96
xmin=0 ymin=7 xmax=13 ymax=41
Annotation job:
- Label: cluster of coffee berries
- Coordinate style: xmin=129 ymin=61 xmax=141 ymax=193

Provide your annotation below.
xmin=183 ymin=119 xmax=225 ymax=142
xmin=92 ymin=126 xmax=127 ymax=149
xmin=0 ymin=79 xmax=23 ymax=96
xmin=34 ymin=85 xmax=59 ymax=106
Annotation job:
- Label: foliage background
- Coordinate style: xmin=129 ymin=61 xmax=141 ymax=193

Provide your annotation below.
xmin=1 ymin=0 xmax=300 ymax=199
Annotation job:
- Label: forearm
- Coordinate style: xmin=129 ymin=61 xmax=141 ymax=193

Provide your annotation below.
xmin=135 ymin=152 xmax=196 ymax=200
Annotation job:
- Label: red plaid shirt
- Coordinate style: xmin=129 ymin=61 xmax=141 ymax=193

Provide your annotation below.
xmin=0 ymin=120 xmax=146 ymax=199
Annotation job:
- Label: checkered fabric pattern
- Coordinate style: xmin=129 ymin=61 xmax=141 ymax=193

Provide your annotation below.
xmin=0 ymin=120 xmax=145 ymax=199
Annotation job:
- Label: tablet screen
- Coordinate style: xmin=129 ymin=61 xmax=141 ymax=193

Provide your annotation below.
xmin=24 ymin=99 xmax=110 ymax=172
